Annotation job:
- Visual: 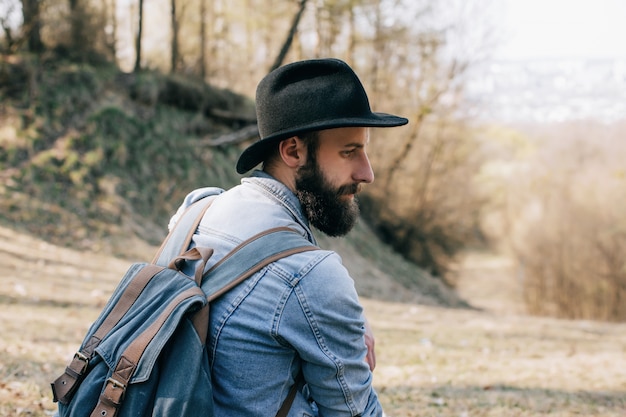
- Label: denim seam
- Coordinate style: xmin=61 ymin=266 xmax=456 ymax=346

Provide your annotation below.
xmin=267 ymin=250 xmax=334 ymax=285
xmin=270 ymin=251 xmax=332 ymax=350
xmin=271 ymin=284 xmax=295 ymax=348
xmin=196 ymin=224 xmax=241 ymax=245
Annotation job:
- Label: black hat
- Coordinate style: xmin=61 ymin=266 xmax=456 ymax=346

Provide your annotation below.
xmin=236 ymin=58 xmax=408 ymax=174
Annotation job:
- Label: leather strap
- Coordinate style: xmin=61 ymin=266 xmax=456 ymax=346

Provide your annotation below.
xmin=152 ymin=195 xmax=217 ymax=266
xmin=276 ymin=371 xmax=304 ymax=417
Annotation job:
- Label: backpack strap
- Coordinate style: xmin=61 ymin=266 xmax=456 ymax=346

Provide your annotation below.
xmin=201 ymin=226 xmax=318 ymax=299
xmin=89 ymin=228 xmax=318 ymax=417
xmin=277 ymin=370 xmax=304 ymax=417
xmin=151 ymin=195 xmax=218 ymax=266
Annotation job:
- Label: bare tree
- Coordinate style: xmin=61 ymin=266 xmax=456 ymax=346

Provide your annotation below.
xmin=199 ymin=0 xmax=207 ymax=78
xmin=496 ymin=122 xmax=626 ymax=321
xmin=103 ymin=0 xmax=118 ymax=61
xmin=312 ymin=0 xmax=346 ymax=58
xmin=269 ymin=0 xmax=308 ymax=71
xmin=134 ymin=0 xmax=144 ymax=72
xmin=210 ymin=0 xmax=225 ymax=82
xmin=1 ymin=1 xmax=18 ymax=52
xmin=170 ymin=0 xmax=179 ymax=73
xmin=68 ymin=0 xmax=82 ymax=49
xmin=67 ymin=0 xmax=97 ymax=60
xmin=340 ymin=0 xmax=493 ymax=280
xmin=21 ymin=0 xmax=43 ymax=53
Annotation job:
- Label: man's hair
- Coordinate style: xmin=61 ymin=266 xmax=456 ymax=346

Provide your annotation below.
xmin=262 ymin=131 xmax=320 ymax=170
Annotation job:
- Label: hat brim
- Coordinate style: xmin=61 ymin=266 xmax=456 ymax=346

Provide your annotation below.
xmin=236 ymin=112 xmax=408 ymax=174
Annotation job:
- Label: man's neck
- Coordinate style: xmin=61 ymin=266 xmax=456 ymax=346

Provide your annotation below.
xmin=263 ymin=165 xmax=297 ymax=194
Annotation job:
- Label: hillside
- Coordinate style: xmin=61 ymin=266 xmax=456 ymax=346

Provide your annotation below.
xmin=0 ymin=55 xmax=464 ymax=307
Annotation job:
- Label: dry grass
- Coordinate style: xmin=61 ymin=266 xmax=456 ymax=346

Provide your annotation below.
xmin=0 ymin=227 xmax=625 ymax=416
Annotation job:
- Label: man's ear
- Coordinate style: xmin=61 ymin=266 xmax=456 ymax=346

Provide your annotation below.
xmin=278 ymin=136 xmax=307 ymax=169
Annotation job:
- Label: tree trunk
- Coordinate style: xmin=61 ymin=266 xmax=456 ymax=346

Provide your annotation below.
xmin=199 ymin=0 xmax=207 ymax=79
xmin=269 ymin=0 xmax=308 ymax=72
xmin=21 ymin=0 xmax=44 ymax=53
xmin=170 ymin=0 xmax=179 ymax=73
xmin=68 ymin=0 xmax=85 ymax=58
xmin=134 ymin=0 xmax=144 ymax=72
xmin=101 ymin=0 xmax=117 ymax=61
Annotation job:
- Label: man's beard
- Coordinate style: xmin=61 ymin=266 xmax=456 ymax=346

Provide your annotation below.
xmin=295 ymin=159 xmax=361 ymax=237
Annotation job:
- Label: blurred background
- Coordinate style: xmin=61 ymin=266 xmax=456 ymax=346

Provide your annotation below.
xmin=1 ymin=0 xmax=625 ymax=321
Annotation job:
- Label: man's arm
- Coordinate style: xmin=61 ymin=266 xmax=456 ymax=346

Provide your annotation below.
xmin=280 ymin=252 xmax=384 ymax=417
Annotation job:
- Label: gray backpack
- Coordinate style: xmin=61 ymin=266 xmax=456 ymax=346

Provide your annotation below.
xmin=51 ymin=197 xmax=316 ymax=417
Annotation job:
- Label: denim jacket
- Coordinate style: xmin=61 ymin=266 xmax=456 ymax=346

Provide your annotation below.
xmin=169 ymin=171 xmax=383 ymax=417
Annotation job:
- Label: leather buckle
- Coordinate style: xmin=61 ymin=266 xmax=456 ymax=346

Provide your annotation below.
xmin=106 ymin=377 xmax=126 ymax=391
xmin=73 ymin=351 xmax=90 ymax=373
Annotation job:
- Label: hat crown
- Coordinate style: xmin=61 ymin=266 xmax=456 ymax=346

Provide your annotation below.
xmin=256 ymin=58 xmax=371 ymax=139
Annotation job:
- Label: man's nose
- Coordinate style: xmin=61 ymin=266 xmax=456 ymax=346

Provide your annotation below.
xmin=354 ymin=153 xmax=374 ymax=184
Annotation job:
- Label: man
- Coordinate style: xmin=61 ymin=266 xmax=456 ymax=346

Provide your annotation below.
xmin=170 ymin=58 xmax=407 ymax=416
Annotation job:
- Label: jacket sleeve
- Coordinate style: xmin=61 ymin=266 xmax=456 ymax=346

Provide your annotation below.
xmin=279 ymin=252 xmax=384 ymax=417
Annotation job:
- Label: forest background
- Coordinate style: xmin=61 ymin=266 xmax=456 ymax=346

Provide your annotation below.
xmin=0 ymin=0 xmax=625 ymax=415
xmin=3 ymin=0 xmax=625 ymax=320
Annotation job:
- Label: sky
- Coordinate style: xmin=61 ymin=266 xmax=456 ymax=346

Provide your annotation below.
xmin=494 ymin=0 xmax=626 ymax=60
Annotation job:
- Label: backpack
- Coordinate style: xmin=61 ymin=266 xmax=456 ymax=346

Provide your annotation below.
xmin=50 ymin=196 xmax=317 ymax=417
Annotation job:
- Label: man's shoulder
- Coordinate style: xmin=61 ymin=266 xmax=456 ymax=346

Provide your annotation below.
xmin=281 ymin=248 xmax=361 ymax=307
xmin=286 ymin=248 xmax=355 ymax=288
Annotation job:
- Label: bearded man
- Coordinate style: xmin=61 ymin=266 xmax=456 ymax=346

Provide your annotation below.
xmin=169 ymin=58 xmax=408 ymax=416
